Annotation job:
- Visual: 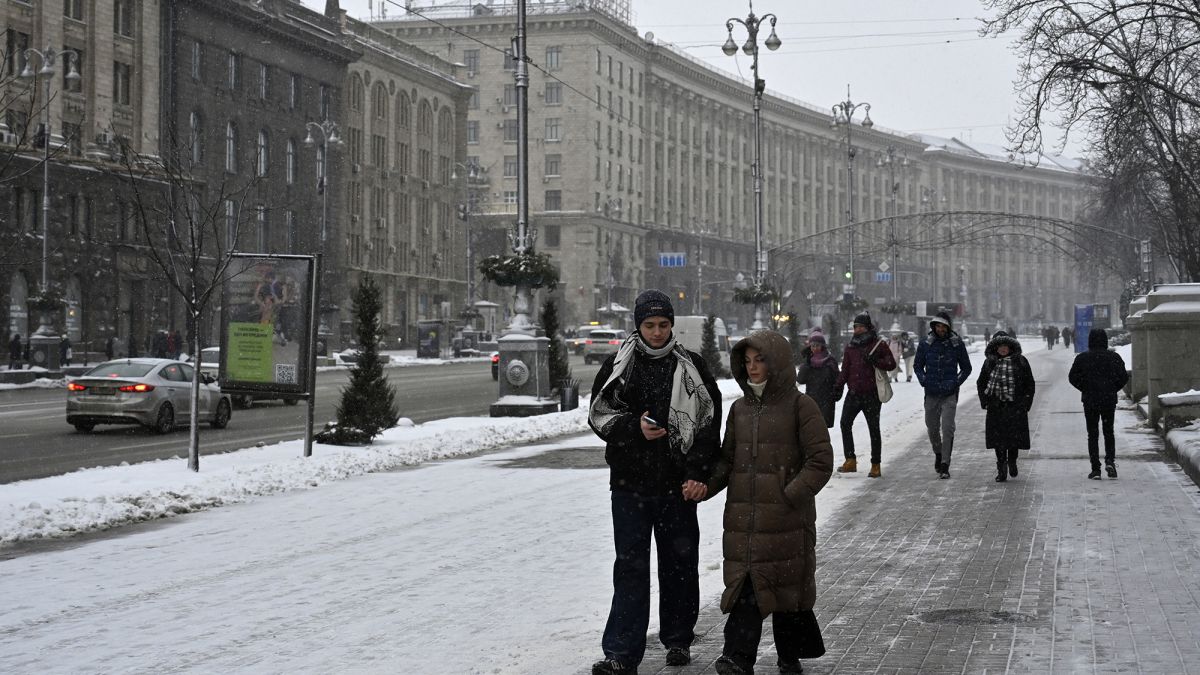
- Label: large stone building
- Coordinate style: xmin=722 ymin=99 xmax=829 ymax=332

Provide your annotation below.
xmin=380 ymin=1 xmax=1119 ymax=333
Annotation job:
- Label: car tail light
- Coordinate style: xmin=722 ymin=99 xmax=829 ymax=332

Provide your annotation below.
xmin=608 ymin=340 xmax=620 ymax=345
xmin=117 ymin=383 xmax=155 ymax=393
xmin=585 ymin=339 xmax=593 ymax=345
xmin=491 ymin=354 xmax=500 ymax=364
xmin=67 ymin=381 xmax=87 ymax=392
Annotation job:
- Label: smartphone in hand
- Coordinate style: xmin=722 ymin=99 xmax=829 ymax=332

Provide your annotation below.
xmin=642 ymin=415 xmax=662 ymax=429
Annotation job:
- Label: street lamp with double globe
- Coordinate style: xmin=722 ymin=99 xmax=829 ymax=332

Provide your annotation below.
xmin=451 ymin=160 xmax=481 ymax=317
xmin=830 ymin=87 xmax=873 ymax=301
xmin=722 ymin=0 xmax=780 ymax=330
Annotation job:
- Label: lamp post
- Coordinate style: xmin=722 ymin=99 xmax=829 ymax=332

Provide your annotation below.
xmin=302 ymin=119 xmax=340 ymax=458
xmin=597 ymin=199 xmax=622 ymax=315
xmin=722 ymin=0 xmax=780 ymax=330
xmin=20 ymin=47 xmax=80 ymax=298
xmin=452 ymin=160 xmax=481 ymax=319
xmin=877 ymin=146 xmax=907 ymax=308
xmin=303 ymin=120 xmax=342 ymax=249
xmin=830 ymin=86 xmax=873 ymax=301
xmin=691 ymin=219 xmax=714 ymax=315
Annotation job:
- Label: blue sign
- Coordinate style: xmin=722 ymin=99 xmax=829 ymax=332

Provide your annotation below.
xmin=1074 ymin=304 xmax=1094 ymax=354
xmin=658 ymin=252 xmax=687 ymax=268
xmin=874 ymin=271 xmax=893 ymax=283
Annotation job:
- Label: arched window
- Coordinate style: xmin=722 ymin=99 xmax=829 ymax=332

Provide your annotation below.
xmin=437 ymin=108 xmax=453 ymax=147
xmin=189 ymin=111 xmax=203 ymax=164
xmin=225 ymin=121 xmax=238 ymax=173
xmin=396 ymin=91 xmax=410 ymax=129
xmin=286 ymin=138 xmax=296 ymax=185
xmin=349 ymin=74 xmax=364 ymax=112
xmin=256 ymin=129 xmax=269 ymax=177
xmin=417 ymin=100 xmax=433 ymax=137
xmin=373 ymin=83 xmax=388 ymax=120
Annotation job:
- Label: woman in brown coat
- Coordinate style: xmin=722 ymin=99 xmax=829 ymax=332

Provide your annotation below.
xmin=706 ymin=330 xmax=835 ymax=675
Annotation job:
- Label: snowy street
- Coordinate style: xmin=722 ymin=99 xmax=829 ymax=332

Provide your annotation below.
xmin=3 ymin=339 xmax=1200 ymax=674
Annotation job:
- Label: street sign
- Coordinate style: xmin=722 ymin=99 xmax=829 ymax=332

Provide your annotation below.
xmin=658 ymin=252 xmax=687 ymax=268
xmin=874 ymin=271 xmax=893 ymax=283
xmin=878 ymin=261 xmax=890 ymax=272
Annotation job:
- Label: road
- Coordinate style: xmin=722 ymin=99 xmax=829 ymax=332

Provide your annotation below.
xmin=0 ymin=356 xmax=601 ymax=484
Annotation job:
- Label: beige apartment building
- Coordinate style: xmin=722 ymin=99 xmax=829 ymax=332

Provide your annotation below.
xmin=380 ymin=1 xmax=1118 ymax=333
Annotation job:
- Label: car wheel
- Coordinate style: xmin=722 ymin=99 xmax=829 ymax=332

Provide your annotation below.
xmin=153 ymin=403 xmax=175 ymax=434
xmin=210 ymin=399 xmax=231 ymax=429
xmin=283 ymin=397 xmax=300 ymax=406
xmin=73 ymin=423 xmax=94 ymax=433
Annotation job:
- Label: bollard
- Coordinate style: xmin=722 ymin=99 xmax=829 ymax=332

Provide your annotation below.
xmin=559 ymin=379 xmax=579 ymax=411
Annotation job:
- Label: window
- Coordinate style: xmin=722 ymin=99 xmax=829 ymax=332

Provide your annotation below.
xmin=114 ymin=0 xmax=134 ymax=37
xmin=189 ymin=112 xmax=202 ymax=164
xmin=372 ymin=84 xmax=388 ymax=120
xmin=190 ymin=40 xmax=202 ymax=81
xmin=228 ymin=51 xmax=240 ymax=90
xmin=5 ymin=30 xmax=30 ymax=77
xmin=371 ymin=134 xmax=387 ymax=167
xmin=63 ymin=122 xmax=81 ymax=155
xmin=289 ymin=73 xmax=300 ymax=109
xmin=503 ymin=84 xmax=517 ymax=106
xmin=225 ymin=121 xmax=238 ymax=173
xmin=596 ymin=49 xmax=602 ymax=74
xmin=320 ymin=84 xmax=330 ymax=120
xmin=64 ymin=0 xmax=83 ymax=21
xmin=285 ymin=210 xmax=297 ymax=252
xmin=545 ymin=82 xmax=562 ymax=105
xmin=463 ymin=49 xmax=479 ymax=74
xmin=397 ymin=92 xmax=410 ymax=127
xmin=503 ymin=190 xmax=518 ymax=205
xmin=544 ymin=224 xmax=561 ymax=247
xmin=224 ymin=200 xmax=237 ymax=246
xmin=545 ymin=118 xmax=561 ymax=142
xmin=545 ymin=154 xmax=561 ymax=176
xmin=545 ymin=46 xmax=561 ymax=70
xmin=349 ymin=75 xmax=364 ymax=112
xmin=502 ymin=119 xmax=518 ymax=142
xmin=503 ymin=47 xmax=517 ymax=71
xmin=64 ymin=50 xmax=83 ymax=93
xmin=256 ymin=206 xmax=269 ymax=251
xmin=113 ymin=61 xmax=131 ymax=105
xmin=544 ymin=190 xmax=562 ymax=212
xmin=503 ymin=155 xmax=518 ymax=178
xmin=256 ymin=129 xmax=269 ymax=177
xmin=259 ymin=62 xmax=270 ymax=100
xmin=466 ymin=120 xmax=479 ymax=145
xmin=286 ymin=138 xmax=296 ymax=184
xmin=67 ymin=194 xmax=79 ymax=235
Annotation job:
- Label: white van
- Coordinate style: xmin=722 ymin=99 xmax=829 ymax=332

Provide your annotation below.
xmin=672 ymin=315 xmax=730 ymax=372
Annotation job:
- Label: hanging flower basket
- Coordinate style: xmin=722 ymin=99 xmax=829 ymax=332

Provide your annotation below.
xmin=733 ymin=282 xmax=778 ymax=306
xmin=478 ymin=252 xmax=559 ymax=290
xmin=881 ymin=302 xmax=916 ymax=315
xmin=28 ymin=288 xmax=67 ymax=313
xmin=835 ymin=296 xmax=869 ymax=313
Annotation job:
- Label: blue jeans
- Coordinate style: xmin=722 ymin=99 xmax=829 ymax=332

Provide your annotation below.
xmin=602 ymin=490 xmax=700 ymax=666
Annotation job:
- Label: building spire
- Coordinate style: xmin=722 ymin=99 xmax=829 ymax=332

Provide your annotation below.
xmin=325 ymin=0 xmax=341 ymax=18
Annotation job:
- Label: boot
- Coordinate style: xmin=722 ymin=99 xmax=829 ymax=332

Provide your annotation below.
xmin=837 ymin=457 xmax=857 ymax=473
xmin=1088 ymin=465 xmax=1102 ymax=480
xmin=1008 ymin=449 xmax=1019 ymax=477
xmin=995 ymin=449 xmax=1007 ymax=482
xmin=868 ymin=463 xmax=881 ymax=478
xmin=934 ymin=454 xmax=943 ymax=476
xmin=938 ymin=462 xmax=950 ymax=479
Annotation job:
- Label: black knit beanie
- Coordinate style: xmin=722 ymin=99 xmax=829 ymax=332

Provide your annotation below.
xmin=852 ymin=312 xmax=874 ymax=330
xmin=634 ymin=289 xmax=675 ymax=327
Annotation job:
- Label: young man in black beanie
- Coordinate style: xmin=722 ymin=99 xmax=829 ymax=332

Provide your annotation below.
xmin=588 ymin=289 xmax=722 ymax=674
xmin=914 ymin=311 xmax=972 ymax=479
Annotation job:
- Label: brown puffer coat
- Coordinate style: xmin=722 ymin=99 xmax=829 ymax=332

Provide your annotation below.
xmin=707 ymin=330 xmax=834 ymax=617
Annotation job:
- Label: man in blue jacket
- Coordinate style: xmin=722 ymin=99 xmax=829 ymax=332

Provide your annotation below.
xmin=914 ymin=312 xmax=973 ymax=479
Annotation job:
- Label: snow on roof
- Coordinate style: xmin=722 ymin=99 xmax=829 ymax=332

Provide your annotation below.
xmin=912 ymin=133 xmax=1084 ymax=173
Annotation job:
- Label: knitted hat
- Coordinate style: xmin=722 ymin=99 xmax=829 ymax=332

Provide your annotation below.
xmin=852 ymin=312 xmax=874 ymax=329
xmin=633 ymin=289 xmax=675 ymax=327
xmin=930 ymin=311 xmax=952 ymax=330
xmin=807 ymin=327 xmax=826 ymax=345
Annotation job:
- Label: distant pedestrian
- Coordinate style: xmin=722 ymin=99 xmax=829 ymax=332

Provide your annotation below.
xmin=7 ymin=333 xmax=21 ymax=370
xmin=976 ymin=331 xmax=1035 ymax=482
xmin=834 ymin=313 xmax=896 ymax=478
xmin=152 ymin=330 xmax=168 ymax=359
xmin=1062 ymin=326 xmax=1074 ymax=350
xmin=900 ymin=331 xmax=916 ymax=382
xmin=104 ymin=335 xmax=114 ymax=361
xmin=1068 ymin=328 xmax=1130 ymax=479
xmin=59 ymin=336 xmax=71 ymax=367
xmin=795 ymin=327 xmax=839 ymax=428
xmin=22 ymin=337 xmax=30 ymax=368
xmin=914 ymin=311 xmax=973 ymax=479
xmin=588 ymin=289 xmax=722 ymax=674
xmin=887 ymin=330 xmax=904 ymax=383
xmin=166 ymin=330 xmax=179 ymax=360
xmin=708 ymin=330 xmax=832 ymax=675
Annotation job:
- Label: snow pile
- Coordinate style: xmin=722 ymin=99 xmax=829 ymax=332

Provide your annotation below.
xmin=1157 ymin=389 xmax=1200 ymax=406
xmin=0 ymin=377 xmax=65 ymax=391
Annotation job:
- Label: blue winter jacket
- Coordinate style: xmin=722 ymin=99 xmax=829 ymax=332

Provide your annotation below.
xmin=914 ymin=330 xmax=973 ymax=397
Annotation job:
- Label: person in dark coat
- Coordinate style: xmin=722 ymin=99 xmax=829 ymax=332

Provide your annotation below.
xmin=900 ymin=331 xmax=916 ymax=382
xmin=795 ymin=327 xmax=839 ymax=428
xmin=1068 ymin=328 xmax=1130 ymax=479
xmin=834 ymin=313 xmax=896 ymax=478
xmin=104 ymin=335 xmax=115 ymax=361
xmin=1061 ymin=325 xmax=1074 ymax=349
xmin=152 ymin=330 xmax=168 ymax=359
xmin=59 ymin=336 xmax=71 ymax=367
xmin=708 ymin=330 xmax=833 ymax=675
xmin=914 ymin=311 xmax=973 ymax=479
xmin=7 ymin=333 xmax=21 ymax=370
xmin=588 ymin=290 xmax=722 ymax=674
xmin=976 ymin=331 xmax=1035 ymax=482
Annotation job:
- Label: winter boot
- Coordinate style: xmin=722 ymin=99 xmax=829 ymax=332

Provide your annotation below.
xmin=777 ymin=658 xmax=804 ymax=674
xmin=664 ymin=647 xmax=690 ymax=666
xmin=837 ymin=457 xmax=857 ymax=473
xmin=593 ymin=658 xmax=638 ymax=674
xmin=934 ymin=454 xmax=943 ymax=476
xmin=714 ymin=655 xmax=750 ymax=675
xmin=938 ymin=462 xmax=950 ymax=479
xmin=995 ymin=449 xmax=1007 ymax=482
xmin=1008 ymin=449 xmax=1019 ymax=477
xmin=1106 ymin=462 xmax=1118 ymax=479
xmin=868 ymin=463 xmax=882 ymax=478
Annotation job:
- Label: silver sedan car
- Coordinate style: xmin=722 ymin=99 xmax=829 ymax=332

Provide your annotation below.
xmin=66 ymin=359 xmax=232 ymax=433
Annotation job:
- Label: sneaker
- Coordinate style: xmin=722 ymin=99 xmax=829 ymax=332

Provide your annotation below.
xmin=665 ymin=647 xmax=690 ymax=666
xmin=938 ymin=467 xmax=950 ymax=479
xmin=1105 ymin=462 xmax=1118 ymax=479
xmin=1088 ymin=468 xmax=1102 ymax=480
xmin=714 ymin=655 xmax=750 ymax=675
xmin=593 ymin=658 xmax=637 ymax=674
xmin=777 ymin=658 xmax=804 ymax=674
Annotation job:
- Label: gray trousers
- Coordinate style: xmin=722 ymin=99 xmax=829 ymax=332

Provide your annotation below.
xmin=924 ymin=392 xmax=959 ymax=463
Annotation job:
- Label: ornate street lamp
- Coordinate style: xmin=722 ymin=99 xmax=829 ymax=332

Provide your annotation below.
xmin=830 ymin=86 xmax=873 ymax=301
xmin=877 ymin=146 xmax=907 ymax=307
xmin=723 ymin=0 xmax=780 ymax=330
xmin=452 ymin=160 xmax=481 ymax=318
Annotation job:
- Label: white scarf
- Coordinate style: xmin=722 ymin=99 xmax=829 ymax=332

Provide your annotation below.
xmin=588 ymin=332 xmax=714 ymax=454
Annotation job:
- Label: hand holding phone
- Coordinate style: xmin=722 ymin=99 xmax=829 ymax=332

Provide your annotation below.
xmin=642 ymin=415 xmax=662 ymax=428
xmin=640 ymin=410 xmax=667 ymax=441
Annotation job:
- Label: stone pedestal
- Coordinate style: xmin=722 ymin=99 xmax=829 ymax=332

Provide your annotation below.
xmin=28 ymin=311 xmax=61 ymax=371
xmin=1125 ymin=295 xmax=1148 ymax=401
xmin=1141 ymin=284 xmax=1200 ymax=425
xmin=490 ymin=333 xmax=558 ymax=417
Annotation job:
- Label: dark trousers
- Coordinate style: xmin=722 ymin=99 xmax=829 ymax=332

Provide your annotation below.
xmin=1084 ymin=404 xmax=1117 ymax=467
xmin=840 ymin=391 xmax=882 ymax=463
xmin=602 ymin=490 xmax=700 ymax=666
xmin=723 ymin=577 xmax=825 ymax=669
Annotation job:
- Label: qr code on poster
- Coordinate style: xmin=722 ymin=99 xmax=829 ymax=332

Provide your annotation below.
xmin=275 ymin=364 xmax=297 ymax=384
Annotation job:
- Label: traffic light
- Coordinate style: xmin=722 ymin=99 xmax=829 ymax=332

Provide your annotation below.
xmin=843 ymin=265 xmax=852 ymax=280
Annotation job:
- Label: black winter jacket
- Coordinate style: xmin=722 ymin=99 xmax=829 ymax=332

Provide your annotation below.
xmin=590 ymin=347 xmax=722 ymax=495
xmin=1068 ymin=329 xmax=1129 ymax=408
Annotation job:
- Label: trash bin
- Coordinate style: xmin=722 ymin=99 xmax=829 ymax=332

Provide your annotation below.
xmin=559 ymin=379 xmax=579 ymax=411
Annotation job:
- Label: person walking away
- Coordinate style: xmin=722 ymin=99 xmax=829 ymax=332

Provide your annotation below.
xmin=1068 ymin=328 xmax=1130 ymax=479
xmin=1062 ymin=325 xmax=1073 ymax=350
xmin=900 ymin=331 xmax=916 ymax=382
xmin=914 ymin=311 xmax=973 ymax=479
xmin=707 ymin=330 xmax=833 ymax=675
xmin=104 ymin=335 xmax=114 ymax=361
xmin=976 ymin=331 xmax=1035 ymax=482
xmin=834 ymin=313 xmax=896 ymax=478
xmin=1043 ymin=326 xmax=1053 ymax=350
xmin=7 ymin=333 xmax=21 ymax=370
xmin=588 ymin=289 xmax=722 ymax=674
xmin=795 ymin=328 xmax=839 ymax=428
xmin=887 ymin=330 xmax=904 ymax=383
xmin=59 ymin=336 xmax=71 ymax=367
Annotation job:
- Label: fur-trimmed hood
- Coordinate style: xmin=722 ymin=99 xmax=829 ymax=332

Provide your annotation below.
xmin=730 ymin=330 xmax=796 ymax=402
xmin=985 ymin=331 xmax=1023 ymax=358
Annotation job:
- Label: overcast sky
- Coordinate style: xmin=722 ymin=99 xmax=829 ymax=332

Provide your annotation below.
xmin=302 ymin=0 xmax=1084 ymax=157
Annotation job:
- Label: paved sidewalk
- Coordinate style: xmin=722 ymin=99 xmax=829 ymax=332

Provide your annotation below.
xmin=621 ymin=349 xmax=1200 ymax=674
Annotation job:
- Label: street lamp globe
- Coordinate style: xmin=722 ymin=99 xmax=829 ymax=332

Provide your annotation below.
xmin=764 ymin=26 xmax=781 ymax=51
xmin=722 ymin=32 xmax=738 ymax=56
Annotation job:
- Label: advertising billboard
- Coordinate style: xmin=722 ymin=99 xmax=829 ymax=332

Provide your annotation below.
xmin=220 ymin=254 xmax=316 ymax=395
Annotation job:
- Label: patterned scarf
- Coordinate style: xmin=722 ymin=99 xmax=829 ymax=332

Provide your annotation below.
xmin=985 ymin=356 xmax=1016 ymax=401
xmin=588 ymin=332 xmax=714 ymax=454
